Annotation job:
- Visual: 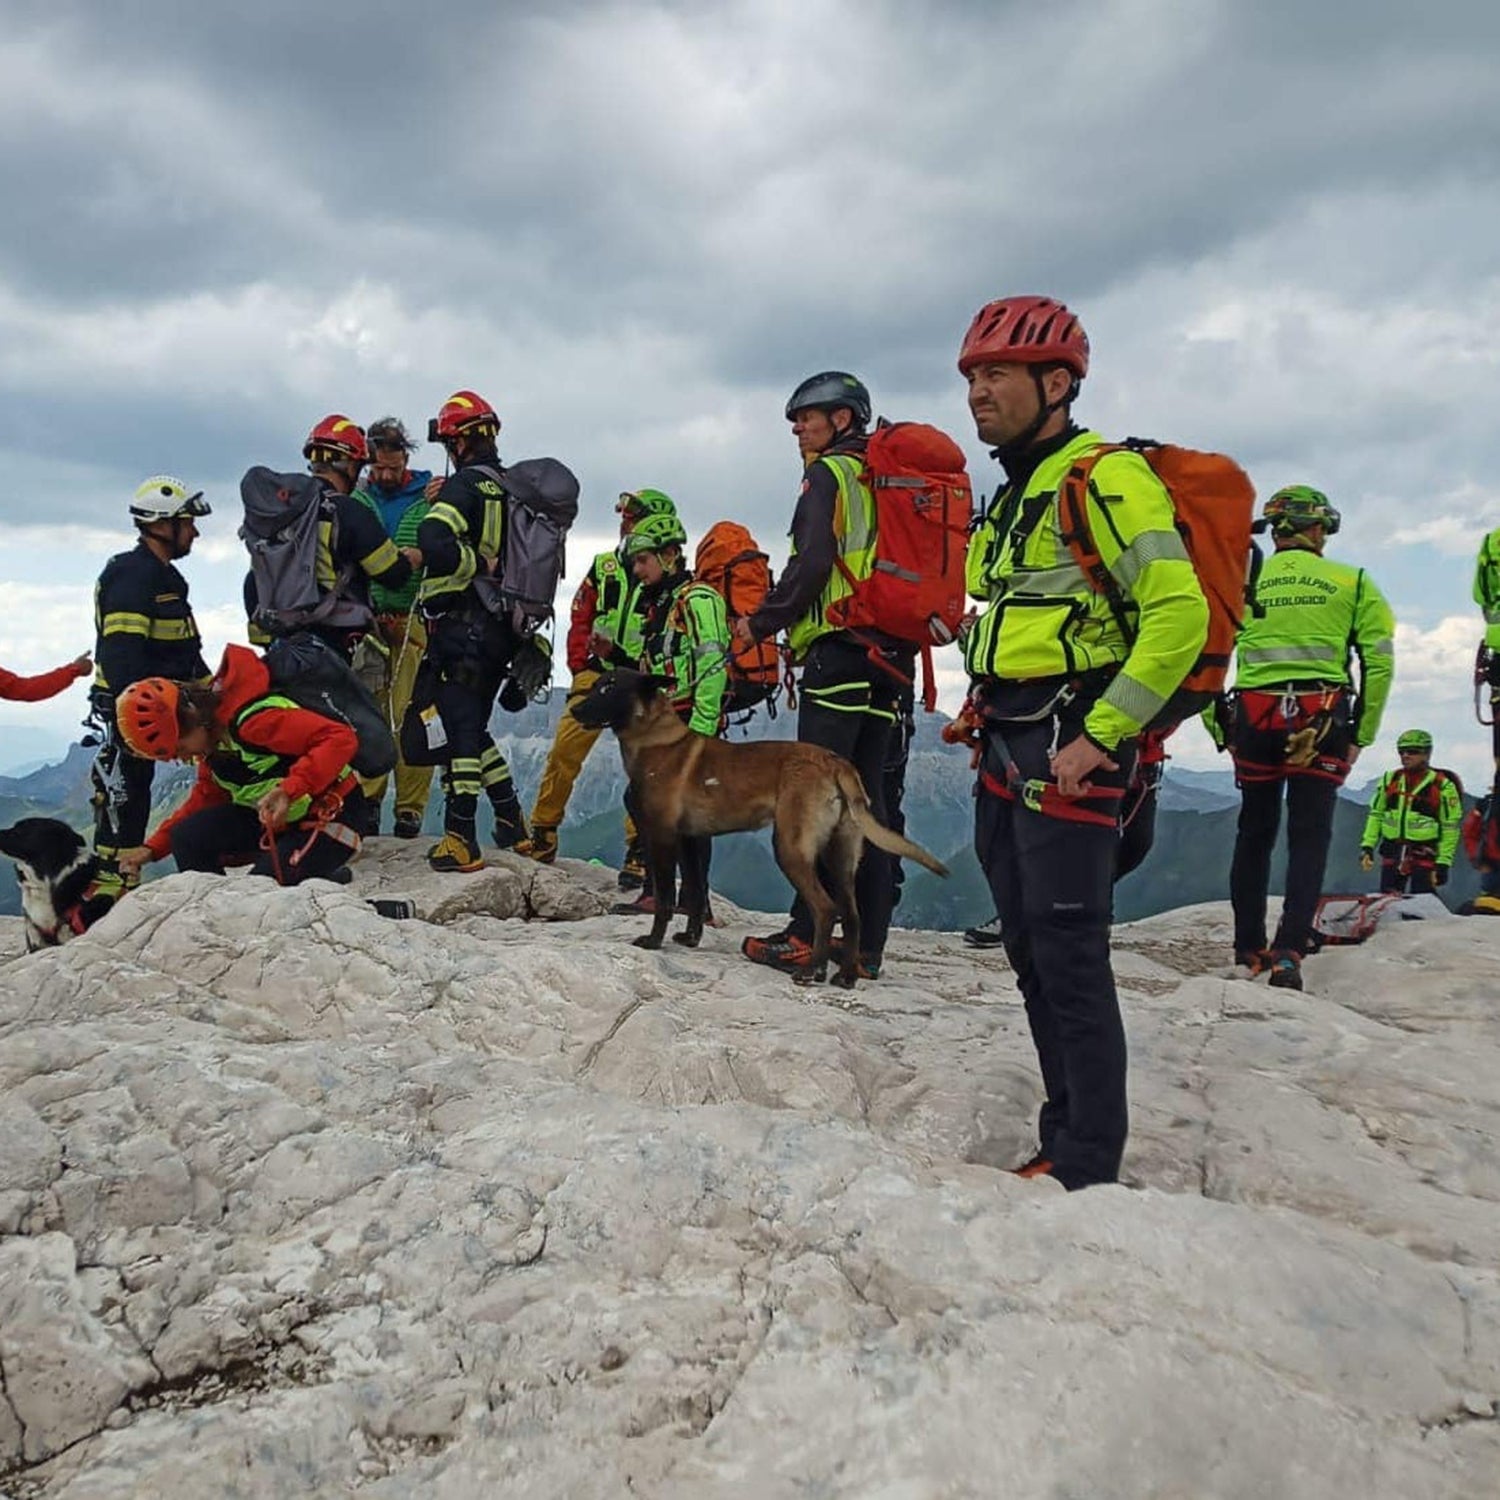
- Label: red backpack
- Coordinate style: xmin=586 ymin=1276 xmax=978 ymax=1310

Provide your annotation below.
xmin=695 ymin=522 xmax=781 ymax=713
xmin=1463 ymin=795 xmax=1500 ymax=868
xmin=1057 ymin=439 xmax=1257 ymax=729
xmin=826 ymin=419 xmax=973 ymax=710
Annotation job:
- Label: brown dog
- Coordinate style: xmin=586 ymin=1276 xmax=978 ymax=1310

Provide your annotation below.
xmin=571 ymin=670 xmax=948 ymax=986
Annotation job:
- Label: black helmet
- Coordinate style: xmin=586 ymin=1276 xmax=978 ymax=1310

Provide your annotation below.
xmin=785 ymin=371 xmax=872 ymax=429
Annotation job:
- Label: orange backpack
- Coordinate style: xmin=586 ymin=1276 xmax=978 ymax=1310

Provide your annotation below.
xmin=826 ymin=419 xmax=973 ymax=710
xmin=695 ymin=522 xmax=781 ymax=712
xmin=1057 ymin=439 xmax=1257 ymax=729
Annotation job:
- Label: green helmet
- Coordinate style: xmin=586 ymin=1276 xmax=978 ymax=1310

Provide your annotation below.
xmin=616 ymin=487 xmax=678 ymax=521
xmin=1396 ymin=729 xmax=1433 ymax=753
xmin=1259 ymin=484 xmax=1341 ymax=537
xmin=623 ymin=513 xmax=688 ymax=559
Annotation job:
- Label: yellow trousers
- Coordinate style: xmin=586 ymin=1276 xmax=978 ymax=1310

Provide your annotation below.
xmin=361 ymin=612 xmax=436 ymax=820
xmin=530 ymin=668 xmax=636 ymax=845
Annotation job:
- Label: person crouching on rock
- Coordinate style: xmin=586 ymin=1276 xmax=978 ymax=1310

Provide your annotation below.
xmin=111 ymin=645 xmax=367 ymax=886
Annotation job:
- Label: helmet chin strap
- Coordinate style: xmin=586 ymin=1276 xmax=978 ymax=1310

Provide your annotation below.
xmin=991 ymin=368 xmax=1075 ymax=463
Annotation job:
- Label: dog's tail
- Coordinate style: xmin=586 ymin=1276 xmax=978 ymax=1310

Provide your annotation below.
xmin=833 ymin=763 xmax=949 ymax=877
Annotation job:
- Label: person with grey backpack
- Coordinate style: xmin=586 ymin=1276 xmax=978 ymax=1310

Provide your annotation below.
xmin=401 ymin=390 xmax=578 ymax=873
xmin=240 ymin=415 xmax=412 ymax=660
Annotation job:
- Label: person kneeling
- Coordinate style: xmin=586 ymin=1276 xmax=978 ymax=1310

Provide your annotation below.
xmin=112 ymin=645 xmax=365 ymax=886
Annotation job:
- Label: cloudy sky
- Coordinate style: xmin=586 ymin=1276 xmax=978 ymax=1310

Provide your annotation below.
xmin=2 ymin=0 xmax=1498 ymax=785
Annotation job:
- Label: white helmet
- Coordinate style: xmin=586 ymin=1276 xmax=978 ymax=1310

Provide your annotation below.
xmin=129 ymin=475 xmax=210 ymax=523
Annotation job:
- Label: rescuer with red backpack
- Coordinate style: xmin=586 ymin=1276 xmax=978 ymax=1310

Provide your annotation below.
xmin=959 ymin=294 xmax=1213 ymax=1191
xmin=735 ymin=372 xmax=915 ymax=981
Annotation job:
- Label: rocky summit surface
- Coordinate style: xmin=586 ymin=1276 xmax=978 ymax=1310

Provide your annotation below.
xmin=0 ymin=845 xmax=1497 ymax=1498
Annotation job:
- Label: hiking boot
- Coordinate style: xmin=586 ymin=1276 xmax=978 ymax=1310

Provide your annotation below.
xmin=492 ymin=810 xmax=529 ymax=851
xmin=617 ymin=855 xmax=647 ymax=891
xmin=831 ymin=938 xmax=880 ymax=980
xmin=393 ymin=810 xmax=423 ymax=840
xmin=1235 ymin=947 xmax=1272 ymax=976
xmin=1471 ymin=893 xmax=1500 ymax=916
xmin=741 ymin=932 xmax=824 ymax=978
xmin=1011 ymin=1151 xmax=1055 ymax=1179
xmin=515 ymin=825 xmax=558 ymax=864
xmin=1266 ymin=949 xmax=1303 ymax=991
xmin=963 ymin=914 xmax=1005 ymax=949
xmin=427 ymin=833 xmax=485 ymax=873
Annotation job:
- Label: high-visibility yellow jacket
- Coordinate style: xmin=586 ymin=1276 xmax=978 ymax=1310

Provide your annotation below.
xmin=1230 ymin=544 xmax=1395 ymax=746
xmin=1361 ymin=766 xmax=1462 ymax=865
xmin=963 ymin=429 xmax=1208 ymax=750
xmin=1473 ymin=527 xmax=1500 ymax=651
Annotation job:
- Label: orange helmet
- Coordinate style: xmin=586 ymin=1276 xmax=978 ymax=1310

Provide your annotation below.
xmin=430 ymin=390 xmax=500 ymax=443
xmin=116 ymin=678 xmax=182 ymax=761
xmin=303 ymin=414 xmax=368 ymax=466
xmin=957 ymin=296 xmax=1090 ymax=378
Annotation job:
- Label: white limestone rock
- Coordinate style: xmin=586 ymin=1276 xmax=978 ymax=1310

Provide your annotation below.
xmin=0 ymin=859 xmax=1495 ymax=1496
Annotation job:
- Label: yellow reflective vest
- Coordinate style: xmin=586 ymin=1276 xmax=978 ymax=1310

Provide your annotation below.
xmin=786 ymin=453 xmax=877 ymax=660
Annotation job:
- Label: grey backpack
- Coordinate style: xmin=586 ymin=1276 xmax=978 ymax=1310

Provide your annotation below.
xmin=471 ymin=459 xmax=580 ymax=636
xmin=240 ymin=467 xmax=373 ymax=637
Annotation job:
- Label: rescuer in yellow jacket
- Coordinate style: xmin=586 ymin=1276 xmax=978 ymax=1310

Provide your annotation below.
xmin=1474 ymin=525 xmax=1500 ymax=769
xmin=958 ymin=294 xmax=1209 ymax=1193
xmin=1220 ymin=484 xmax=1396 ymax=989
xmin=1359 ymin=729 xmax=1462 ymax=895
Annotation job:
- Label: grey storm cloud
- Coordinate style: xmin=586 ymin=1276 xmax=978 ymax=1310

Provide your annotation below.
xmin=1 ymin=0 xmax=1499 ymax=548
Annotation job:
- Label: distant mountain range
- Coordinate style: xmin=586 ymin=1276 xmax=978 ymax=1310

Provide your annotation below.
xmin=1 ymin=693 xmax=1480 ymax=925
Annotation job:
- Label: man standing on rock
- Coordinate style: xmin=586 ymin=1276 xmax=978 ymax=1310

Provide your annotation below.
xmin=959 ymin=296 xmax=1208 ymax=1191
xmin=1359 ymin=729 xmax=1461 ymax=895
xmin=1216 ymin=485 xmax=1395 ymax=989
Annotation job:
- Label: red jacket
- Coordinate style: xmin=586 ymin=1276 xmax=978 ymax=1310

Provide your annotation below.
xmin=147 ymin=645 xmax=358 ymax=858
xmin=0 ymin=660 xmax=86 ymax=703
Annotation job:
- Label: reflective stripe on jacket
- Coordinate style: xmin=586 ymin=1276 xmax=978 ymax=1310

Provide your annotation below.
xmin=1361 ymin=767 xmax=1462 ymax=865
xmin=1231 ymin=545 xmax=1395 ymax=745
xmin=786 ymin=453 xmax=877 ymax=660
xmin=962 ymin=429 xmax=1207 ymax=749
xmin=642 ymin=576 xmax=729 ymax=737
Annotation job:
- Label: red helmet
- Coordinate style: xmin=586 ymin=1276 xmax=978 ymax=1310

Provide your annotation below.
xmin=116 ymin=678 xmax=182 ymax=761
xmin=957 ymin=296 xmax=1090 ymax=378
xmin=303 ymin=414 xmax=368 ymax=465
xmin=431 ymin=390 xmax=500 ymax=442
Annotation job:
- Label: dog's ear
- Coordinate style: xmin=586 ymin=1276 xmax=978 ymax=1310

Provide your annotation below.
xmin=0 ymin=824 xmax=22 ymax=858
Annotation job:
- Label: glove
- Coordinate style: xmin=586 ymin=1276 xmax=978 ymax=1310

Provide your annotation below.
xmin=1359 ymin=849 xmax=1375 ymax=872
xmin=509 ymin=636 xmax=553 ymax=701
xmin=1435 ymin=864 xmax=1450 ymax=888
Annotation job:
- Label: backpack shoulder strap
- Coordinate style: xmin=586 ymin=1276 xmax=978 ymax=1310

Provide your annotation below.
xmin=1057 ymin=445 xmax=1132 ymax=632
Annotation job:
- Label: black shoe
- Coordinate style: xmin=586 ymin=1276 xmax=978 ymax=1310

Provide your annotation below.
xmin=963 ymin=915 xmax=1004 ymax=948
xmin=1266 ymin=949 xmax=1303 ymax=990
xmin=492 ymin=812 xmax=529 ymax=850
xmin=617 ymin=860 xmax=646 ymax=892
xmin=393 ymin=811 xmax=423 ymax=840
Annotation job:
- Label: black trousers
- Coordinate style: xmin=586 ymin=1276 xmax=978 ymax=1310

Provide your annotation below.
xmin=427 ymin=608 xmax=518 ymax=837
xmin=1378 ymin=856 xmax=1438 ymax=895
xmin=1229 ymin=777 xmax=1339 ymax=954
xmin=91 ymin=741 xmax=156 ymax=877
xmin=168 ymin=794 xmax=363 ymax=883
xmin=1489 ymin=652 xmax=1500 ymax=763
xmin=975 ymin=705 xmax=1137 ymax=1190
xmin=1114 ymin=759 xmax=1162 ymax=882
xmin=784 ymin=635 xmax=905 ymax=960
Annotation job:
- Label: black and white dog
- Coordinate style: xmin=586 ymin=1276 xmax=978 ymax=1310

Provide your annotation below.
xmin=0 ymin=818 xmax=115 ymax=950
